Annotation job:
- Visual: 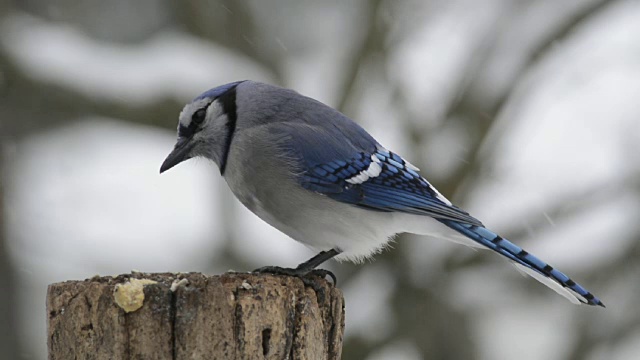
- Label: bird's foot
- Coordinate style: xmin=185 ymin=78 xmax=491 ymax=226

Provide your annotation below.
xmin=252 ymin=266 xmax=337 ymax=287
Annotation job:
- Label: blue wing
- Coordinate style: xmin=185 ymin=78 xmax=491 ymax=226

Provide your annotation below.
xmin=271 ymin=117 xmax=604 ymax=306
xmin=302 ymin=147 xmax=482 ymax=225
xmin=270 ymin=120 xmax=481 ymax=226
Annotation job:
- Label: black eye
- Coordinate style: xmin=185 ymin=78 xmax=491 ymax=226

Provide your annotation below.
xmin=192 ymin=108 xmax=207 ymax=125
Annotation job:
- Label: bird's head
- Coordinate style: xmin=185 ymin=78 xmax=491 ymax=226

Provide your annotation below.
xmin=160 ymin=80 xmax=246 ymax=175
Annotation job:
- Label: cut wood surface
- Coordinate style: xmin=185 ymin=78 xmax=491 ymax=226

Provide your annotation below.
xmin=47 ymin=272 xmax=344 ymax=360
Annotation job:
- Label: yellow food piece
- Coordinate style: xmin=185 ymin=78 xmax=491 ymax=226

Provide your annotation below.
xmin=113 ymin=278 xmax=157 ymax=313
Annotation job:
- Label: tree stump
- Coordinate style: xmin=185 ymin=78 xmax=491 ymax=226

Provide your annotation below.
xmin=47 ymin=272 xmax=344 ymax=360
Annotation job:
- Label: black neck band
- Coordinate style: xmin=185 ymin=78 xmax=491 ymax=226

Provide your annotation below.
xmin=218 ymin=86 xmax=238 ymax=175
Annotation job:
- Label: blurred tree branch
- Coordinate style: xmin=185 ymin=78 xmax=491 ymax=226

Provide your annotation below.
xmin=371 ymin=2 xmax=622 ymax=359
xmin=1 ymin=1 xmax=635 ymax=359
xmin=445 ymin=177 xmax=637 ymax=286
xmin=439 ymin=0 xmax=615 ymax=201
xmin=173 ymin=0 xmax=283 ymax=81
xmin=334 ymin=0 xmax=479 ymax=358
xmin=567 ymin=232 xmax=640 ymax=360
xmin=335 ymin=0 xmax=383 ymax=114
xmin=432 ymin=0 xmax=620 ymax=277
xmin=0 ymin=161 xmax=20 ymax=359
xmin=0 ymin=53 xmax=182 ymax=138
xmin=0 ymin=2 xmax=286 ymax=316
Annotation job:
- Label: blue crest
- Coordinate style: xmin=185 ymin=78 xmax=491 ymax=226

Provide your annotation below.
xmin=194 ymin=80 xmax=247 ymax=101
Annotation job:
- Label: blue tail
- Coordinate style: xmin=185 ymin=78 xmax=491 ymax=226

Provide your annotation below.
xmin=439 ymin=219 xmax=604 ymax=307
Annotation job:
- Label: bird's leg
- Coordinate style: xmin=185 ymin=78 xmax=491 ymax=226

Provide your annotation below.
xmin=252 ymin=249 xmax=341 ymax=285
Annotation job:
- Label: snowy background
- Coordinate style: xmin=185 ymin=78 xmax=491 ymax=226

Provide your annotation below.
xmin=1 ymin=1 xmax=639 ymax=359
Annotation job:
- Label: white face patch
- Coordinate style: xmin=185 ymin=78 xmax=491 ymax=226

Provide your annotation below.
xmin=178 ymin=98 xmax=214 ymax=129
xmin=346 ymin=155 xmax=383 ymax=184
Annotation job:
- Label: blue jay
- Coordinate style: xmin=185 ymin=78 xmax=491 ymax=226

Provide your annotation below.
xmin=161 ymin=80 xmax=604 ymax=307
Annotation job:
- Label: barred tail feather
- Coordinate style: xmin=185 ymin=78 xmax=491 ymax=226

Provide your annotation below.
xmin=514 ymin=264 xmax=582 ymax=305
xmin=439 ymin=219 xmax=605 ymax=307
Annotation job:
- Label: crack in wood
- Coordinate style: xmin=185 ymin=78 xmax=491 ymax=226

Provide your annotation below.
xmin=47 ymin=272 xmax=344 ymax=359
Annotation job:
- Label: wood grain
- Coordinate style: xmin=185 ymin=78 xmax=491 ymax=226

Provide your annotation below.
xmin=47 ymin=272 xmax=344 ymax=360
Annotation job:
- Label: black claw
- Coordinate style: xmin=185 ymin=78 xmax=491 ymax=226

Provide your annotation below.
xmin=251 ymin=266 xmax=337 ymax=286
xmin=252 ymin=266 xmax=299 ymax=277
xmin=299 ymin=273 xmax=330 ymax=296
xmin=307 ymin=269 xmax=337 ymax=286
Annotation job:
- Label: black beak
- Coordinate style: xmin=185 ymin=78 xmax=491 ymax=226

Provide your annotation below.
xmin=160 ymin=138 xmax=195 ymax=174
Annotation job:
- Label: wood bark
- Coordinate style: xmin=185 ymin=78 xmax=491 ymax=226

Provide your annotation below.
xmin=47 ymin=272 xmax=344 ymax=360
